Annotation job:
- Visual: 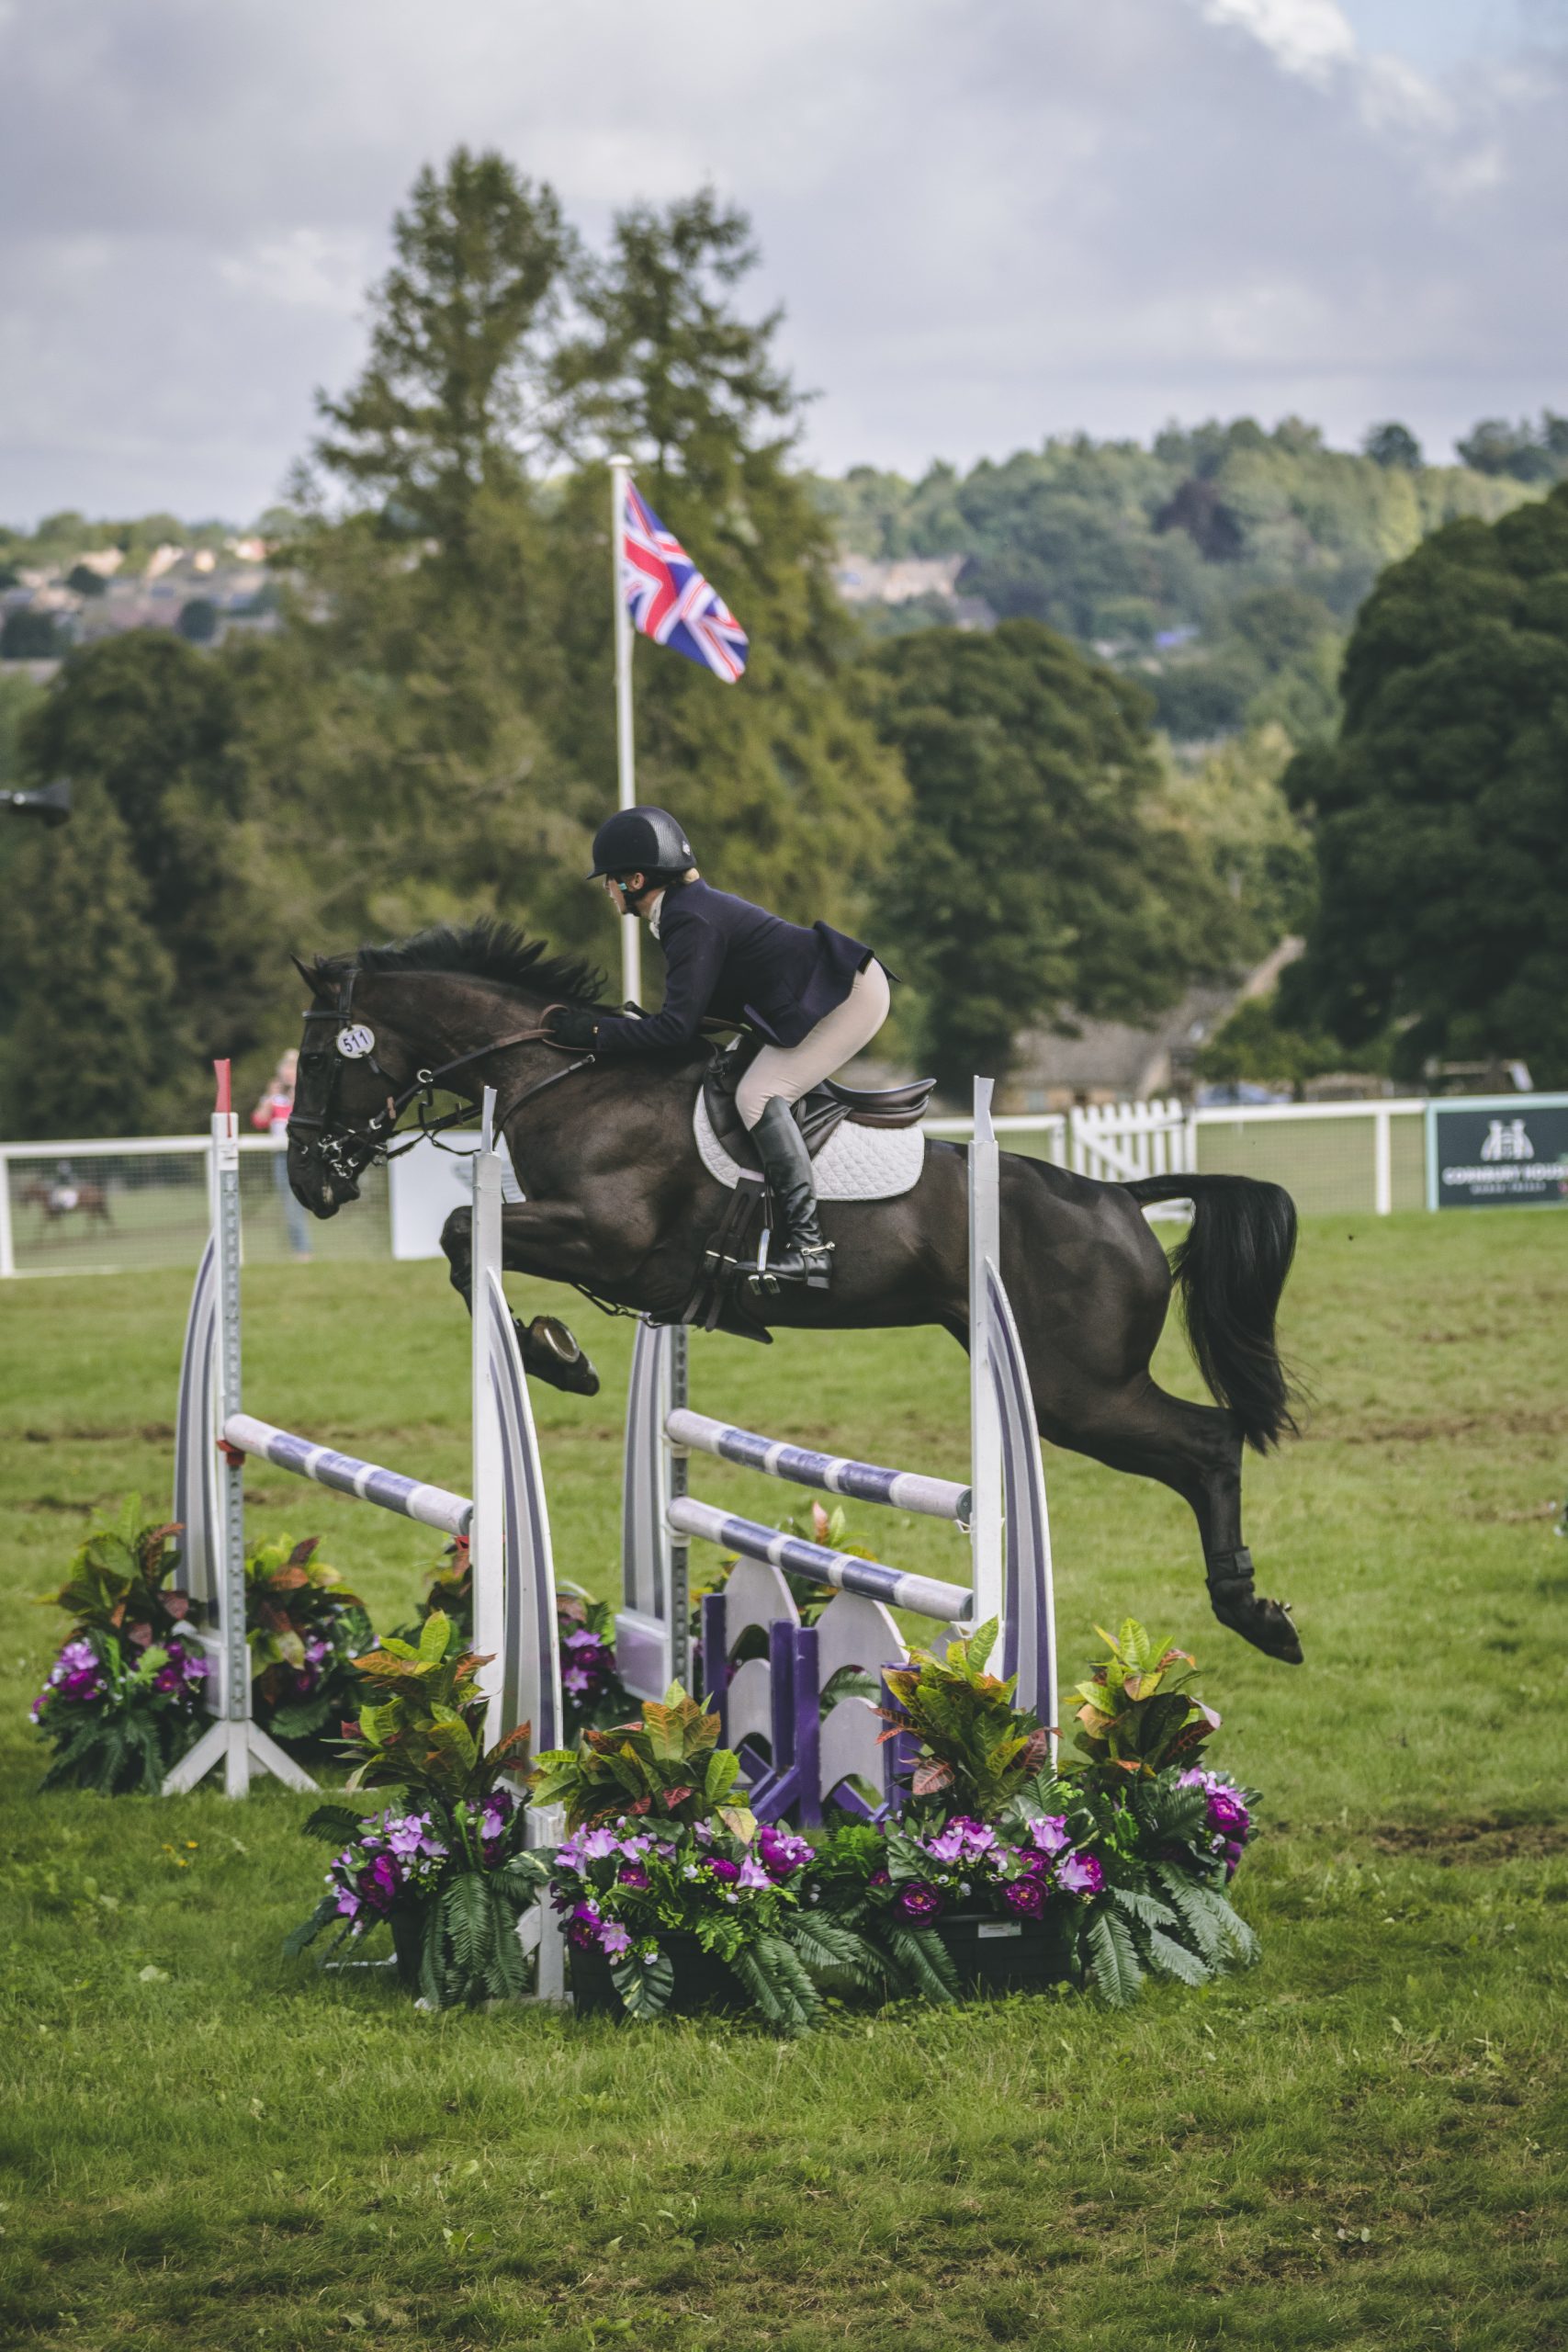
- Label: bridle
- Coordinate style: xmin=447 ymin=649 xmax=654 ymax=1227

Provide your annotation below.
xmin=288 ymin=964 xmax=593 ymax=1188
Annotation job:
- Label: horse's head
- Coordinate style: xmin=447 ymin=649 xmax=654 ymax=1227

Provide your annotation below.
xmin=286 ymin=956 xmax=422 ymax=1216
xmin=285 ymin=923 xmax=609 ymax=1217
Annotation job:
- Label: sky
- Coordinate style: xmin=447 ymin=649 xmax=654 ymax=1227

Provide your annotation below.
xmin=0 ymin=0 xmax=1564 ymax=526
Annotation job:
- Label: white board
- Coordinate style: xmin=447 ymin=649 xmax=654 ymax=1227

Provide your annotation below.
xmin=388 ymin=1133 xmax=523 ymax=1261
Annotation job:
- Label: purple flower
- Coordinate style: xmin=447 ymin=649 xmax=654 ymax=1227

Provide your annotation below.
xmin=737 ymin=1857 xmax=773 ymax=1892
xmin=616 ymin=1862 xmax=649 ymax=1890
xmin=562 ymin=1667 xmax=592 ymax=1697
xmin=758 ymin=1825 xmax=812 ymax=1880
xmin=1206 ymin=1788 xmax=1250 ymax=1840
xmin=868 ymin=1868 xmax=891 ymax=1890
xmin=1056 ymin=1852 xmax=1104 ymax=1899
xmin=578 ymin=1826 xmax=620 ymax=1861
xmin=1220 ymin=1839 xmax=1246 ymax=1879
xmin=707 ymin=1857 xmax=740 ymax=1883
xmin=895 ymin=1880 xmax=943 ymax=1923
xmin=567 ymin=1902 xmax=603 ymax=1950
xmin=357 ymin=1854 xmax=401 ymax=1913
xmin=599 ymin=1919 xmax=632 ymax=1957
xmin=1023 ymin=1814 xmax=1071 ymax=1857
xmin=1002 ymin=1875 xmax=1047 ymax=1918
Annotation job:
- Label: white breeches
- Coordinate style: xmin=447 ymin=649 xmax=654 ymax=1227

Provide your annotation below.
xmin=736 ymin=959 xmax=893 ymax=1130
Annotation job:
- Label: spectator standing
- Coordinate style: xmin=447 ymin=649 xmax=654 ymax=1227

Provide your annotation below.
xmin=253 ymin=1050 xmax=312 ymax=1260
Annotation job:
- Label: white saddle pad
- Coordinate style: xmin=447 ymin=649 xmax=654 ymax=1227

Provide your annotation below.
xmin=694 ymin=1095 xmax=926 ymax=1202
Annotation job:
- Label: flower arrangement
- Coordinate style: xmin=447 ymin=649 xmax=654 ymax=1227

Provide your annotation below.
xmin=244 ymin=1533 xmax=372 ymax=1747
xmin=29 ymin=1497 xmax=210 ymax=1793
xmin=28 ymin=1498 xmax=373 ymax=1792
xmin=285 ymin=1611 xmax=547 ymax=2007
xmin=534 ymin=1690 xmax=940 ymax=2032
xmin=874 ymin=1620 xmax=1260 ymax=2007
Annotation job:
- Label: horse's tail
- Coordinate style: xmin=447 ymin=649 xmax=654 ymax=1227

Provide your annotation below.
xmin=1123 ymin=1173 xmax=1299 ymax=1453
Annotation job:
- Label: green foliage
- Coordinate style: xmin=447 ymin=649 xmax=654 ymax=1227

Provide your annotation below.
xmin=1284 ymin=481 xmax=1568 ymax=1083
xmin=1455 ymin=412 xmax=1568 ymax=486
xmin=870 ymin=619 xmax=1227 ymax=1089
xmin=243 ymin=1533 xmax=372 ymax=1746
xmin=1159 ymin=722 xmax=1316 ymax=968
xmin=882 ymin=1621 xmax=1052 ymax=1816
xmin=1066 ymin=1620 xmax=1218 ymax=1778
xmin=531 ymin=1685 xmax=755 ymax=1838
xmin=5 ymin=631 xmax=275 ymax=1131
xmin=1363 ymin=421 xmax=1424 ymax=472
xmin=1193 ymin=989 xmax=1392 ymax=1092
xmin=40 ymin=1493 xmax=187 ymax=1644
xmin=820 ymin=417 xmax=1538 ymax=757
xmin=1 ymin=776 xmax=181 ymax=1137
xmin=344 ymin=1610 xmax=532 ymax=1806
xmin=312 ymin=147 xmax=575 ymax=548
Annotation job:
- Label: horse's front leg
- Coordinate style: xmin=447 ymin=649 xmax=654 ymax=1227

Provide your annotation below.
xmin=439 ymin=1200 xmax=604 ymax=1398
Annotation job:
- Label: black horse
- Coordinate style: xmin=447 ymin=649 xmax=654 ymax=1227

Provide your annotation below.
xmin=287 ymin=923 xmax=1303 ymax=1666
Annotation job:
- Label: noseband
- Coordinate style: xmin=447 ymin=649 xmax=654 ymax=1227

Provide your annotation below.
xmin=288 ymin=966 xmax=592 ymax=1184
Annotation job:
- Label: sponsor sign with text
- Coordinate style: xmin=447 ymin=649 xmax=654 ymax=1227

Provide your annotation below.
xmin=1426 ymin=1096 xmax=1568 ymax=1209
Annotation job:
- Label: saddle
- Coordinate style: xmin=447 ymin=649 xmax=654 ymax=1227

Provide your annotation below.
xmin=701 ymin=1035 xmax=934 ymax=1178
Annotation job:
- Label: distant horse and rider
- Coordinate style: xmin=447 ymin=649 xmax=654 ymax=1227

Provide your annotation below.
xmin=19 ymin=1168 xmax=113 ymax=1229
xmin=284 ymin=806 xmax=1303 ymax=1668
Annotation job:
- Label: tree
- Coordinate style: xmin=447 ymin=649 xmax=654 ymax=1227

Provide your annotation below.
xmin=1363 ymin=422 xmax=1423 ymax=471
xmin=3 ymin=779 xmax=182 ymax=1136
xmin=19 ymin=632 xmax=274 ymax=1118
xmin=869 ymin=621 xmax=1225 ymax=1091
xmin=1284 ymin=483 xmax=1568 ymax=1084
xmin=311 ymin=148 xmax=574 ymax=553
xmin=1455 ymin=414 xmax=1568 ymax=486
xmin=0 ymin=608 xmax=62 ymax=660
xmin=177 ymin=597 xmax=219 ymax=642
xmin=536 ymin=188 xmax=906 ymax=932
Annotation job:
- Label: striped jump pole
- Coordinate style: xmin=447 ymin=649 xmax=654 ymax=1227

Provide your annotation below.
xmin=666 ymin=1410 xmax=972 ymax=1526
xmin=219 ymin=1418 xmax=473 ymax=1539
xmin=667 ymin=1497 xmax=974 ymax=1622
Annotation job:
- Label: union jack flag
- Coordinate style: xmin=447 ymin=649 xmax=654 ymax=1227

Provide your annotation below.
xmin=620 ymin=480 xmax=749 ymax=683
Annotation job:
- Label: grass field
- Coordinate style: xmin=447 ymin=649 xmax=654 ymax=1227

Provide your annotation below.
xmin=2 ymin=1207 xmax=1565 ymax=2350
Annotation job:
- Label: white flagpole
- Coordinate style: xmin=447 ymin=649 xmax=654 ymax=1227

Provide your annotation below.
xmin=609 ymin=452 xmax=640 ymax=1011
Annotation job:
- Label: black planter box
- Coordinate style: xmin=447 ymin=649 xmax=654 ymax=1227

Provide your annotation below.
xmin=932 ymin=1911 xmax=1070 ymax=1996
xmin=570 ymin=1930 xmax=748 ymax=2021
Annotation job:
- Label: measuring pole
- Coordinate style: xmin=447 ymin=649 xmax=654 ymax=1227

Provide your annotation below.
xmin=609 ymin=453 xmax=640 ymax=1012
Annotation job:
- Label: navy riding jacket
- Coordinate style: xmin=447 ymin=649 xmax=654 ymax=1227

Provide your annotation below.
xmin=591 ymin=877 xmax=876 ymax=1058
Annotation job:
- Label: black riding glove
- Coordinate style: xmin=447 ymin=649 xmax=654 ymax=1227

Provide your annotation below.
xmin=547 ymin=1006 xmax=601 ymax=1050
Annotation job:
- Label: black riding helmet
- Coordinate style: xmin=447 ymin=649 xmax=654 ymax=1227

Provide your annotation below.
xmin=587 ymin=805 xmax=694 ymax=882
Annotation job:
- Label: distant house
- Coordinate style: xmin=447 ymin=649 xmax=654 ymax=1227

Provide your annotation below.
xmin=1001 ymin=939 xmax=1304 ymax=1111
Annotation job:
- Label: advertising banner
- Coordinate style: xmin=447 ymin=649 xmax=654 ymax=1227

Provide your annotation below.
xmin=1426 ymin=1096 xmax=1568 ymax=1210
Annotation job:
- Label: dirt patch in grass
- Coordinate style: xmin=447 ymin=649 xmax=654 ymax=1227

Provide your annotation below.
xmin=1329 ymin=1407 xmax=1568 ymax=1446
xmin=1369 ymin=1816 xmax=1568 ymax=1862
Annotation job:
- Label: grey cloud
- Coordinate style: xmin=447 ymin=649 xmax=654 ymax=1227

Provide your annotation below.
xmin=0 ymin=0 xmax=1563 ymax=521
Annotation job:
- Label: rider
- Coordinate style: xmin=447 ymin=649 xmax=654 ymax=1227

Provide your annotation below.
xmin=545 ymin=806 xmax=893 ymax=1290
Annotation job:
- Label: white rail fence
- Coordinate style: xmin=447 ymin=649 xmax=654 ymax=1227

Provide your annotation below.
xmin=0 ymin=1095 xmax=1492 ymax=1278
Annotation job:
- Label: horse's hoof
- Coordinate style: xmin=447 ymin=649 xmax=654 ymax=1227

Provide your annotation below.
xmin=520 ymin=1316 xmax=601 ymax=1397
xmin=1213 ymin=1589 xmax=1303 ymax=1666
xmin=1207 ymin=1547 xmax=1303 ymax=1665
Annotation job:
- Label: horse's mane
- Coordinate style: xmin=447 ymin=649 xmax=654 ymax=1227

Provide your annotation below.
xmin=317 ymin=921 xmax=608 ymax=1009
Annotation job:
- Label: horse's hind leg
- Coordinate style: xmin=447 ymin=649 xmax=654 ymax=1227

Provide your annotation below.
xmin=438 ymin=1205 xmax=601 ymax=1397
xmin=1063 ymin=1377 xmax=1302 ymax=1665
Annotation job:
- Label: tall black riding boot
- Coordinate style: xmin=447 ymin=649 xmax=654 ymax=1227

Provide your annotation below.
xmin=747 ymin=1098 xmax=834 ymax=1292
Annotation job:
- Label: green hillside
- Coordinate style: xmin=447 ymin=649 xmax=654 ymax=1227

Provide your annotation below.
xmin=818 ymin=419 xmax=1542 ymax=742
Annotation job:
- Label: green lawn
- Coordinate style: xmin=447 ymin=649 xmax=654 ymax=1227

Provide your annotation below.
xmin=1 ymin=1209 xmax=1565 ymax=2350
